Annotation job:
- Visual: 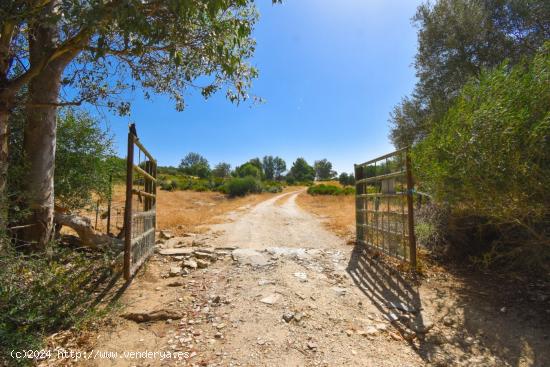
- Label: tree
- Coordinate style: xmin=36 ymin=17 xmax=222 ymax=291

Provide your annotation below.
xmin=212 ymin=162 xmax=231 ymax=178
xmin=262 ymin=156 xmax=275 ymax=180
xmin=248 ymin=158 xmax=263 ymax=177
xmin=0 ymin=0 xmax=278 ymax=247
xmin=234 ymin=162 xmax=261 ymax=179
xmin=262 ymin=155 xmax=286 ymax=181
xmin=314 ymin=159 xmax=336 ymax=180
xmin=338 ymin=172 xmax=355 ymax=186
xmin=413 ymin=43 xmax=550 ymax=272
xmin=273 ymin=157 xmax=287 ymax=181
xmin=9 ymin=108 xmax=115 ymax=212
xmin=179 ymin=153 xmax=210 ymax=179
xmin=288 ymin=158 xmax=315 ymax=182
xmin=389 ymin=0 xmax=550 ymax=147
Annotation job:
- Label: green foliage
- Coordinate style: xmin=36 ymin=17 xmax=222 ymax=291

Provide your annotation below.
xmin=54 ymin=110 xmax=116 ymax=210
xmin=307 ymin=184 xmax=354 ymax=196
xmin=8 ymin=108 xmax=116 ymax=212
xmin=287 ymin=158 xmax=315 ymax=183
xmin=262 ymin=156 xmax=286 ymax=180
xmin=338 ymin=172 xmax=355 ymax=186
xmin=314 ymin=159 xmax=337 ymax=180
xmin=1 ymin=1 xmax=279 ymax=117
xmin=222 ymin=177 xmax=263 ymax=197
xmin=390 ymin=0 xmax=550 ymax=147
xmin=0 ymin=244 xmax=115 ymax=365
xmin=234 ymin=162 xmax=262 ymax=179
xmin=413 ymin=43 xmax=550 ymax=273
xmin=212 ymin=162 xmax=231 ymax=178
xmin=179 ymin=153 xmax=211 ymax=178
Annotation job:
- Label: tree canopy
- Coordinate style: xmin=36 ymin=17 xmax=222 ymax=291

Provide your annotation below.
xmin=287 ymin=158 xmax=315 ymax=183
xmin=314 ymin=159 xmax=336 ymax=180
xmin=179 ymin=152 xmax=210 ymax=178
xmin=390 ymin=0 xmax=550 ymax=147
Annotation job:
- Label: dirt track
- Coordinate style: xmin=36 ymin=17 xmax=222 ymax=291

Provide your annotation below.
xmin=47 ymin=191 xmax=549 ymax=367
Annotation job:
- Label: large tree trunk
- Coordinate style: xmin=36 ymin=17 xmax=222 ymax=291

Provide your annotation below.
xmin=20 ymin=6 xmax=64 ymax=248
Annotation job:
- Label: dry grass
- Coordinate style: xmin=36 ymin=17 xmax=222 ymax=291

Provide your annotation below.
xmin=296 ymin=192 xmax=355 ymax=240
xmin=76 ymin=186 xmax=281 ymax=236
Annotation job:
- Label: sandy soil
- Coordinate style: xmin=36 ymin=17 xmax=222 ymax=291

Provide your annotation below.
xmin=42 ymin=191 xmax=550 ymax=367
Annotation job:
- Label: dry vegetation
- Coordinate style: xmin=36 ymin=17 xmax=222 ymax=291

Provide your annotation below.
xmin=72 ymin=186 xmax=282 ymax=237
xmin=296 ymin=191 xmax=355 ymax=241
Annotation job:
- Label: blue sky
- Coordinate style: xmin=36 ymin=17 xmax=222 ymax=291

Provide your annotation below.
xmin=96 ymin=0 xmax=422 ymax=174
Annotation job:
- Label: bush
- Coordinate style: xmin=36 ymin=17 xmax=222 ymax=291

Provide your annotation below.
xmin=307 ymin=184 xmax=354 ymax=196
xmin=0 ymin=244 xmax=115 ymax=365
xmin=413 ymin=43 xmax=550 ymax=274
xmin=223 ymin=177 xmax=263 ymax=197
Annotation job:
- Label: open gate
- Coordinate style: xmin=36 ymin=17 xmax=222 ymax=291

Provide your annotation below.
xmin=354 ymin=148 xmax=417 ymax=268
xmin=123 ymin=124 xmax=157 ymax=280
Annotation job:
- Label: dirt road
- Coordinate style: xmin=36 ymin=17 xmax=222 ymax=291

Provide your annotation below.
xmin=54 ymin=191 xmax=548 ymax=367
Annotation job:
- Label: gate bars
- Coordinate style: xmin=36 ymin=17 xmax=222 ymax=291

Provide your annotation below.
xmin=124 ymin=124 xmax=157 ymax=280
xmin=354 ymin=148 xmax=417 ymax=268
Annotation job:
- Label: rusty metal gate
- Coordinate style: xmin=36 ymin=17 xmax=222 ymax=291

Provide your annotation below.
xmin=354 ymin=148 xmax=417 ymax=268
xmin=123 ymin=124 xmax=157 ymax=280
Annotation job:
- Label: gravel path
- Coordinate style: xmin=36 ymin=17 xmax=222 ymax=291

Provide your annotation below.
xmin=209 ymin=190 xmax=344 ymax=250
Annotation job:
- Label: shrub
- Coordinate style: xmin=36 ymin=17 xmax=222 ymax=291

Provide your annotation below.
xmin=0 ymin=244 xmax=115 ymax=365
xmin=413 ymin=43 xmax=550 ymax=274
xmin=223 ymin=176 xmax=262 ymax=197
xmin=307 ymin=184 xmax=354 ymax=196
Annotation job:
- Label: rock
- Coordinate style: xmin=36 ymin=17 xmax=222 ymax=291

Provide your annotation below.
xmin=294 ymin=312 xmax=304 ymax=322
xmin=345 ymin=330 xmax=353 ymax=337
xmin=361 ymin=326 xmax=378 ymax=336
xmin=214 ymin=332 xmax=223 ymax=339
xmin=194 ymin=250 xmax=217 ymax=262
xmin=410 ymin=321 xmax=434 ymax=334
xmin=183 ymin=259 xmax=198 ymax=269
xmin=231 ymin=249 xmax=270 ymax=267
xmin=260 ymin=294 xmax=282 ymax=305
xmin=122 ymin=309 xmax=183 ymax=323
xmin=282 ymin=312 xmax=294 ymax=323
xmin=306 ymin=342 xmax=318 ymax=350
xmin=331 ymin=287 xmax=347 ymax=296
xmin=167 ymin=281 xmax=184 ymax=287
xmin=258 ymin=279 xmax=274 ymax=286
xmin=164 ymin=236 xmax=191 ymax=249
xmin=442 ymin=316 xmax=454 ymax=327
xmin=158 ymin=247 xmax=195 ymax=256
xmin=169 ymin=266 xmax=181 ymax=277
xmin=196 ymin=259 xmax=210 ymax=269
xmin=387 ymin=301 xmax=416 ymax=313
xmin=293 ymin=272 xmax=308 ymax=282
xmin=375 ymin=323 xmax=388 ymax=332
xmin=500 ymin=307 xmax=507 ymax=313
xmin=160 ymin=230 xmax=174 ymax=240
xmin=389 ymin=331 xmax=402 ymax=341
xmin=385 ymin=312 xmax=400 ymax=323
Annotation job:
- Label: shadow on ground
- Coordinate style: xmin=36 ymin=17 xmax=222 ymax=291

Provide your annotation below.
xmin=346 ymin=243 xmax=550 ymax=366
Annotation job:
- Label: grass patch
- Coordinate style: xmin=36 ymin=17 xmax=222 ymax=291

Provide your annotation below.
xmin=0 ymin=243 xmax=117 ymax=366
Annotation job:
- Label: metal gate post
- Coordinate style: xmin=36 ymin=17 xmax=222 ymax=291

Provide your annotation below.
xmin=405 ymin=149 xmax=417 ymax=269
xmin=123 ymin=128 xmax=135 ymax=280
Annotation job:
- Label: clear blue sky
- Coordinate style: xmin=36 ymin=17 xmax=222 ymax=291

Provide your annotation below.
xmin=95 ymin=0 xmax=422 ymax=174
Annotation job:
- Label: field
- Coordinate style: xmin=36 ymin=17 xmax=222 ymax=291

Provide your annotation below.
xmin=296 ymin=191 xmax=355 ymax=241
xmin=74 ymin=186 xmax=285 ymax=237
